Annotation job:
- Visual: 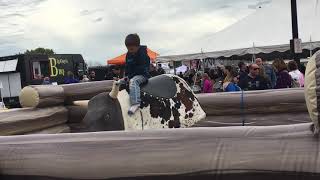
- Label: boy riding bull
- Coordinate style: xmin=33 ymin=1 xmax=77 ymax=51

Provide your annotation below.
xmin=117 ymin=34 xmax=150 ymax=115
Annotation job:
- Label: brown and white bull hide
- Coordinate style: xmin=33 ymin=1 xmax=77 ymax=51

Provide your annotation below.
xmin=83 ymin=75 xmax=206 ymax=131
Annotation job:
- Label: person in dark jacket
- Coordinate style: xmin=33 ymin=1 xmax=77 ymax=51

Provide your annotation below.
xmin=273 ymin=59 xmax=292 ymax=89
xmin=256 ymin=58 xmax=277 ymax=88
xmin=238 ymin=62 xmax=248 ymax=89
xmin=149 ymin=64 xmax=159 ymax=77
xmin=89 ymin=71 xmax=97 ymax=81
xmin=243 ymin=64 xmax=269 ymax=91
xmin=119 ymin=34 xmax=150 ymax=115
xmin=42 ymin=77 xmax=51 ymax=85
xmin=258 ymin=65 xmax=272 ymax=89
xmin=157 ymin=64 xmax=165 ymax=74
xmin=105 ymin=66 xmax=122 ymax=80
xmin=64 ymin=71 xmax=79 ymax=84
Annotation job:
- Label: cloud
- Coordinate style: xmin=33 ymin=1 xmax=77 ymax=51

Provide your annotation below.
xmin=93 ymin=17 xmax=103 ymax=22
xmin=0 ymin=0 xmax=261 ymax=64
xmin=3 ymin=13 xmax=26 ymax=18
xmin=248 ymin=0 xmax=272 ymax=9
xmin=220 ymin=4 xmax=232 ymax=9
xmin=0 ymin=0 xmax=48 ymax=54
xmin=80 ymin=8 xmax=104 ymax=16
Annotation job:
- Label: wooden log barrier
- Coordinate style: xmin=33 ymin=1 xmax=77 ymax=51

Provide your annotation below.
xmin=57 ymin=88 xmax=309 ymax=131
xmin=19 ymin=80 xmax=305 ymax=114
xmin=196 ymin=112 xmax=310 ymax=127
xmin=19 ymin=85 xmax=64 ymax=108
xmin=0 ymin=123 xmax=319 ymax=179
xmin=67 ymin=98 xmax=309 ymax=130
xmin=197 ymin=88 xmax=306 ymax=116
xmin=66 ymin=101 xmax=88 ymax=132
xmin=59 ymin=88 xmax=307 ymax=118
xmin=26 ymin=124 xmax=70 ymax=135
xmin=66 ymin=101 xmax=88 ymax=124
xmin=19 ymin=80 xmax=113 ymax=108
xmin=62 ymin=80 xmax=113 ymax=103
xmin=0 ymin=106 xmax=68 ymax=135
xmin=16 ymin=87 xmax=308 ymax=133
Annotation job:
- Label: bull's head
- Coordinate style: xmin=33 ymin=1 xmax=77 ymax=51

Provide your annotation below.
xmin=82 ymin=81 xmax=124 ymax=132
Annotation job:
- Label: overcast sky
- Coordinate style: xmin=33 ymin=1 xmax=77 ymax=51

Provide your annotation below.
xmin=0 ymin=0 xmax=270 ymax=64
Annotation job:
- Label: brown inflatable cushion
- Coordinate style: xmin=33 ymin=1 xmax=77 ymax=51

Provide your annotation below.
xmin=305 ymin=50 xmax=320 ymax=134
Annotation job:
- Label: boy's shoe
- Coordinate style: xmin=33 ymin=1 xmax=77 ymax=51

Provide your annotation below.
xmin=128 ymin=104 xmax=140 ymax=116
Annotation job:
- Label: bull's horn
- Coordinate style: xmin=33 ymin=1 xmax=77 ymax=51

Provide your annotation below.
xmin=109 ymin=81 xmax=120 ymax=99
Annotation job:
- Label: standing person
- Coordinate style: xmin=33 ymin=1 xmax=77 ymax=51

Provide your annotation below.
xmin=105 ymin=66 xmax=122 ymax=80
xmin=42 ymin=77 xmax=51 ymax=85
xmin=223 ymin=66 xmax=241 ymax=92
xmin=202 ymin=73 xmax=213 ymax=93
xmin=255 ymin=58 xmax=263 ymax=66
xmin=190 ymin=72 xmax=202 ymax=94
xmin=238 ymin=62 xmax=248 ymax=89
xmin=256 ymin=58 xmax=276 ymax=88
xmin=243 ymin=64 xmax=268 ymax=91
xmin=193 ymin=72 xmax=202 ymax=87
xmin=89 ymin=71 xmax=97 ymax=81
xmin=208 ymin=68 xmax=216 ymax=80
xmin=157 ymin=64 xmax=165 ymax=75
xmin=119 ymin=33 xmax=150 ymax=115
xmin=259 ymin=65 xmax=272 ymax=89
xmin=185 ymin=69 xmax=196 ymax=85
xmin=149 ymin=64 xmax=159 ymax=77
xmin=64 ymin=71 xmax=79 ymax=84
xmin=217 ymin=65 xmax=225 ymax=80
xmin=178 ymin=72 xmax=184 ymax=79
xmin=213 ymin=66 xmax=225 ymax=92
xmin=273 ymin=59 xmax=292 ymax=89
xmin=288 ymin=60 xmax=304 ymax=88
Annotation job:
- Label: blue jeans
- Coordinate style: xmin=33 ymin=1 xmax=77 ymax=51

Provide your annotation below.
xmin=129 ymin=75 xmax=147 ymax=105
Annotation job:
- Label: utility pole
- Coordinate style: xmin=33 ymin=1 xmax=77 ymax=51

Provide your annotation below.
xmin=290 ymin=0 xmax=301 ymax=65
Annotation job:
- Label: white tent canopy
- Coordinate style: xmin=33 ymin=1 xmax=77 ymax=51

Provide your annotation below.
xmin=157 ymin=0 xmax=320 ymax=63
xmin=157 ymin=41 xmax=320 ymax=62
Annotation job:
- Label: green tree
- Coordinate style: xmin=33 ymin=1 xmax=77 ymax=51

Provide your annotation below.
xmin=25 ymin=47 xmax=55 ymax=56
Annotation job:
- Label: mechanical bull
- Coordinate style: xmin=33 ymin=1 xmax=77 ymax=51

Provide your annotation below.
xmin=83 ymin=74 xmax=206 ymax=131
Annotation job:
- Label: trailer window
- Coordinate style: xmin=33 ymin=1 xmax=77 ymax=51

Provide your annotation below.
xmin=0 ymin=59 xmax=18 ymax=72
xmin=32 ymin=61 xmax=50 ymax=80
xmin=77 ymin=62 xmax=85 ymax=76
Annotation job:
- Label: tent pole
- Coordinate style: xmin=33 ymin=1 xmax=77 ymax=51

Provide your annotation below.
xmin=252 ymin=42 xmax=256 ymax=63
xmin=291 ymin=0 xmax=301 ymax=65
xmin=173 ymin=61 xmax=176 ymax=75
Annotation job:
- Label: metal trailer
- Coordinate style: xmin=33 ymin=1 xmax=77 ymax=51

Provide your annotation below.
xmin=0 ymin=54 xmax=86 ymax=107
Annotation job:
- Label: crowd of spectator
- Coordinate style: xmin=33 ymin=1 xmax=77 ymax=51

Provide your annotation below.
xmin=40 ymin=70 xmax=99 ymax=85
xmin=178 ymin=58 xmax=305 ymax=94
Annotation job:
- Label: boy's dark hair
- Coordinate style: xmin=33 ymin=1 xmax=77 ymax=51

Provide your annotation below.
xmin=125 ymin=34 xmax=140 ymax=47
